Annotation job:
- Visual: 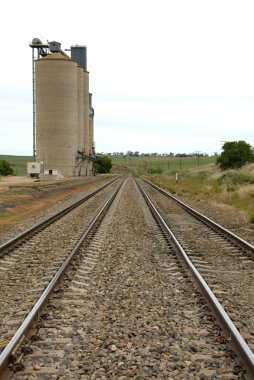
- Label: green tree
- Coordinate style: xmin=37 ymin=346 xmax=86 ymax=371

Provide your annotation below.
xmin=0 ymin=160 xmax=13 ymax=176
xmin=94 ymin=155 xmax=112 ymax=173
xmin=217 ymin=141 xmax=254 ymax=170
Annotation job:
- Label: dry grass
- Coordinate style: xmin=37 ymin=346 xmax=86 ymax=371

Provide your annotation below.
xmin=145 ymin=163 xmax=254 ymax=222
xmin=241 ymin=163 xmax=254 ymax=174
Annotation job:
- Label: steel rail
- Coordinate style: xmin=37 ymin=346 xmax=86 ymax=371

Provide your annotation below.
xmin=142 ymin=178 xmax=254 ymax=253
xmin=0 ymin=177 xmax=119 ymax=255
xmin=0 ymin=179 xmax=124 ymax=375
xmin=136 ymin=179 xmax=254 ymax=379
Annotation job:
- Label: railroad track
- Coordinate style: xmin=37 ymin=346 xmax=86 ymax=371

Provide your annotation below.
xmin=137 ymin=177 xmax=254 ymax=375
xmin=0 ymin=174 xmax=253 ymax=379
xmin=0 ymin=177 xmax=119 ymax=255
xmin=0 ymin=178 xmax=123 ymax=374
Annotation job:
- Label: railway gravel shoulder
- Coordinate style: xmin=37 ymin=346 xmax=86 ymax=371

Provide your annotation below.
xmin=172 ymin=195 xmax=254 ymax=246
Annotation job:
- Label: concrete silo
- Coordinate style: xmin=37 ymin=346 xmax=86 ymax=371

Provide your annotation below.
xmin=35 ymin=53 xmax=78 ymax=177
xmin=71 ymin=46 xmax=92 ymax=175
xmin=83 ymin=70 xmax=91 ymax=166
xmin=77 ymin=65 xmax=85 ymax=151
xmin=89 ymin=93 xmax=95 ymax=156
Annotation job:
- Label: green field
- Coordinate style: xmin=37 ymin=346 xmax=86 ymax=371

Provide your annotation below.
xmin=0 ymin=155 xmax=33 ymax=176
xmin=109 ymin=154 xmax=216 ymax=174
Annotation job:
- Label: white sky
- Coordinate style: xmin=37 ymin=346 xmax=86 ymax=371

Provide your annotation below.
xmin=0 ymin=0 xmax=254 ymax=156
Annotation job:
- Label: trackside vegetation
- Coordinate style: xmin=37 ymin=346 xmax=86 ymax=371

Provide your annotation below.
xmin=108 ymin=153 xmax=254 ymax=223
xmin=143 ymin=164 xmax=254 ymax=224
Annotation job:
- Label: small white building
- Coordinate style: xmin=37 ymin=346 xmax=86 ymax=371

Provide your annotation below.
xmin=27 ymin=162 xmax=41 ymax=177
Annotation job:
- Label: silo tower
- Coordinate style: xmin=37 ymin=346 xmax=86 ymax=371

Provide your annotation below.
xmin=89 ymin=93 xmax=95 ymax=156
xmin=29 ymin=39 xmax=95 ymax=178
xmin=71 ymin=45 xmax=92 ymax=175
xmin=35 ymin=52 xmax=79 ymax=177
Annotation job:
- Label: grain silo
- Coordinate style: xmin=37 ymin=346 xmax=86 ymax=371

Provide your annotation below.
xmin=35 ymin=52 xmax=78 ymax=177
xmin=89 ymin=93 xmax=95 ymax=156
xmin=77 ymin=65 xmax=85 ymax=151
xmin=71 ymin=45 xmax=92 ymax=175
xmin=83 ymin=70 xmax=91 ymax=173
xmin=29 ymin=39 xmax=95 ymax=178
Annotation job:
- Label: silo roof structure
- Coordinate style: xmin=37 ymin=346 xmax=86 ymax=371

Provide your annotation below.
xmin=71 ymin=45 xmax=87 ymax=70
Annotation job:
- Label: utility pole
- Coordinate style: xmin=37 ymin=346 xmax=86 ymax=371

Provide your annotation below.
xmin=196 ymin=151 xmax=202 ymax=167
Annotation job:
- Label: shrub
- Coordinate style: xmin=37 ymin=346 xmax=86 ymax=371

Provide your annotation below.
xmin=93 ymin=155 xmax=112 ymax=174
xmin=148 ymin=167 xmax=162 ymax=174
xmin=217 ymin=141 xmax=254 ymax=170
xmin=218 ymin=172 xmax=254 ymax=187
xmin=250 ymin=216 xmax=254 ymax=224
xmin=0 ymin=160 xmax=13 ymax=176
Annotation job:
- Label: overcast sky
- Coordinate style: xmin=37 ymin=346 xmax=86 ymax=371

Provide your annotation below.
xmin=0 ymin=0 xmax=254 ymax=156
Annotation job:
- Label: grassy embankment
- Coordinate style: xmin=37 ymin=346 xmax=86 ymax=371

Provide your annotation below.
xmin=110 ymin=155 xmax=254 ymax=223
